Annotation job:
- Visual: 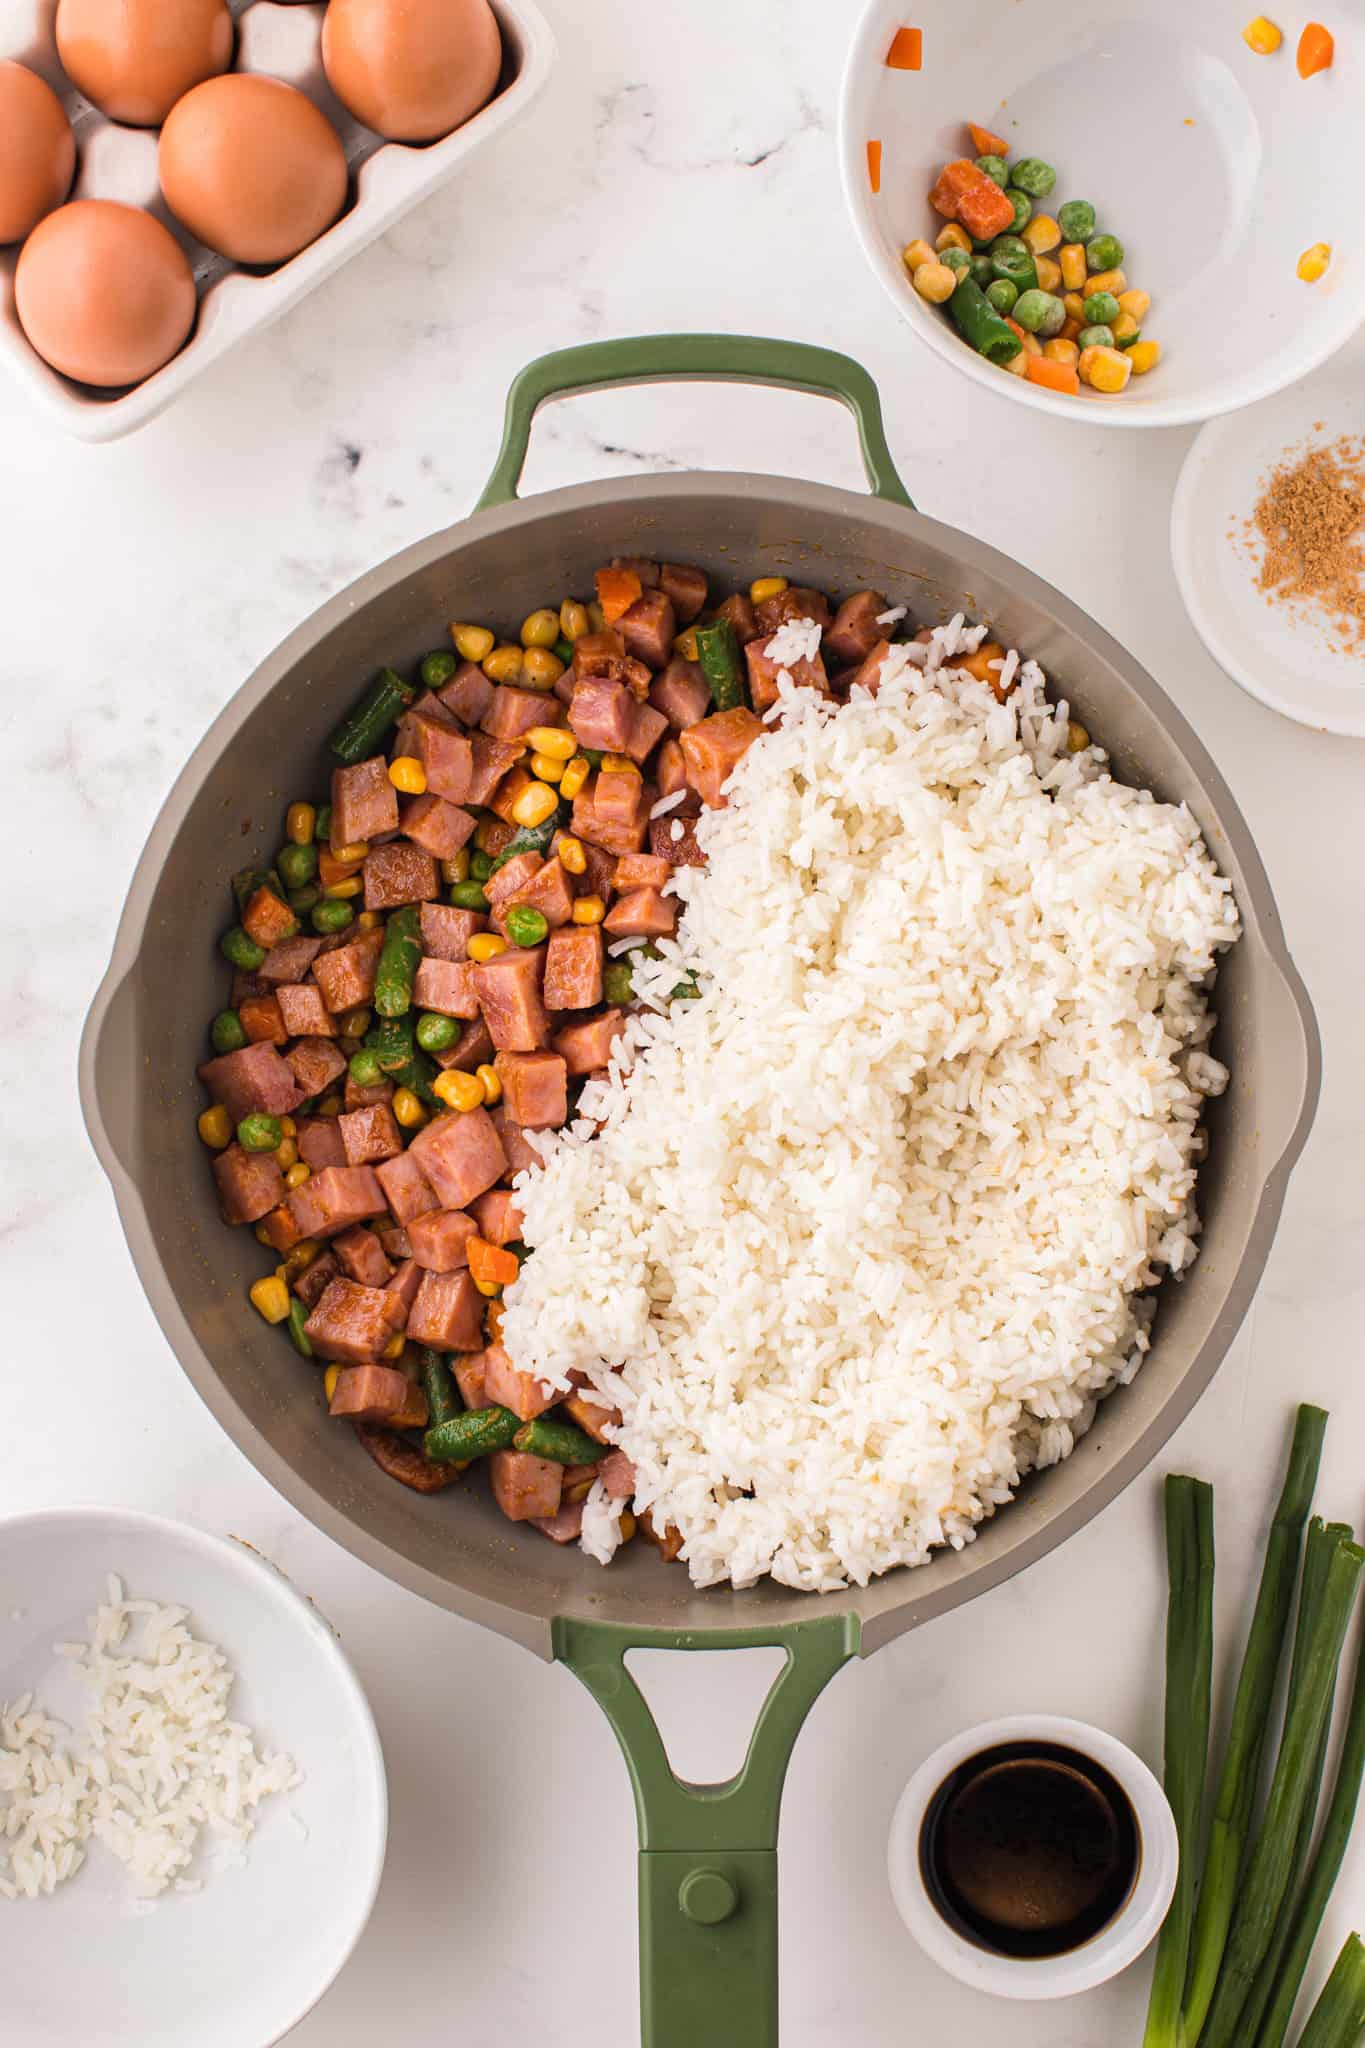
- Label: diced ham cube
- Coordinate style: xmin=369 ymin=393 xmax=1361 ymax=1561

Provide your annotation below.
xmin=420 ymin=902 xmax=486 ymax=960
xmin=655 ymin=737 xmax=689 ymax=797
xmin=490 ymin=1450 xmax=563 ymax=1522
xmin=406 ymin=1267 xmax=484 ymax=1351
xmin=394 ymin=690 xmax=459 ymax=764
xmin=212 ymin=1143 xmax=285 ymax=1224
xmin=623 ymin=699 xmax=669 ymax=765
xmin=437 ymin=660 xmax=492 ymax=729
xmin=435 ymin=1017 xmax=494 ymax=1073
xmin=504 ymin=859 xmax=574 ymax=931
xmin=231 ymin=969 xmax=267 ymax=1006
xmin=649 ymin=658 xmax=711 ymax=731
xmin=569 ymin=677 xmax=634 ymax=751
xmin=594 ymin=767 xmax=644 ymax=827
xmin=331 ymin=756 xmax=398 ymax=848
xmin=572 ymin=627 xmax=625 ymax=675
xmin=452 ymin=1352 xmax=486 ymax=1409
xmin=716 ymin=592 xmax=759 ymax=643
xmin=292 ymin=1249 xmax=338 ymax=1308
xmin=199 ymin=1042 xmax=303 ymax=1121
xmin=614 ymin=852 xmax=671 ymax=891
xmin=824 ymin=590 xmax=890 ymax=664
xmin=570 ymin=782 xmax=647 ymax=857
xmin=485 ymin=852 xmax=543 ymax=907
xmin=287 ymin=1164 xmax=387 ymax=1238
xmin=385 ymin=1255 xmax=424 ymax=1316
xmin=339 ymin=1102 xmax=403 ymax=1166
xmin=345 ymin=1072 xmax=393 ymax=1111
xmin=239 ymin=992 xmax=287 ymax=1045
xmin=610 ymin=554 xmax=660 ymax=586
xmin=333 ymin=1225 xmax=393 ymax=1287
xmin=408 ymin=1106 xmax=507 ymax=1208
xmin=415 ymin=721 xmax=474 ymax=805
xmin=413 ymin=957 xmax=480 ymax=1019
xmin=553 ymin=1007 xmax=626 ymax=1076
xmin=285 ymin=1037 xmax=347 ymax=1099
xmin=327 ymin=1362 xmax=412 ymax=1418
xmin=564 ymin=1390 xmax=622 ymax=1444
xmin=297 ymin=1115 xmax=347 ymax=1169
xmin=241 ymin=887 xmax=299 ymax=951
xmin=468 ymin=1188 xmax=523 ymax=1246
xmin=744 ymin=642 xmax=828 ymax=712
xmin=312 ymin=929 xmax=384 ymax=1013
xmin=659 ymin=561 xmax=708 ymax=625
xmin=531 ymin=1501 xmax=585 ymax=1543
xmin=543 ymin=925 xmax=603 ymax=1011
xmin=604 ymin=886 xmax=677 ymax=939
xmin=600 ymin=1449 xmax=637 ymax=1498
xmin=680 ymin=706 xmax=764 ymax=807
xmin=353 ymin=1422 xmax=459 ymax=1493
xmin=399 ymin=793 xmax=476 ymax=860
xmin=304 ymin=1277 xmax=397 ymax=1363
xmin=472 ymin=946 xmax=550 ymax=1052
xmin=375 ymin=1146 xmax=436 ymax=1224
xmin=649 ymin=811 xmax=705 ymax=867
xmin=276 ymin=983 xmax=335 ymax=1038
xmin=481 ymin=685 xmax=554 ymax=742
xmin=618 ymin=588 xmax=675 ymax=669
xmin=408 ymin=1208 xmax=478 ymax=1272
xmin=847 ymin=638 xmax=903 ymax=695
xmin=260 ymin=934 xmax=323 ymax=984
xmin=387 ymin=1380 xmax=430 ymax=1430
xmin=363 ymin=842 xmax=439 ymax=912
xmin=490 ymin=1105 xmax=542 ymax=1174
xmin=466 ymin=733 xmax=525 ymax=807
xmin=753 ymin=585 xmax=832 ymax=637
xmin=376 ymin=1222 xmax=412 ymax=1263
xmin=494 ymin=1050 xmax=567 ymax=1129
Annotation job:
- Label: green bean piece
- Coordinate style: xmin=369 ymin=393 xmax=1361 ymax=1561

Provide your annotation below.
xmin=420 ymin=650 xmax=458 ymax=689
xmin=416 ymin=1012 xmax=459 ymax=1053
xmin=220 ymin=925 xmax=265 ymax=971
xmin=389 ymin=1047 xmax=439 ymax=1106
xmin=237 ymin=1113 xmax=282 ymax=1153
xmin=425 ymin=1406 xmax=520 ymax=1464
xmin=984 ymin=276 xmax=1018 ymax=315
xmin=1013 ymin=288 xmax=1065 ymax=337
xmin=419 ymin=1348 xmax=460 ymax=1430
xmin=975 ymin=153 xmax=1009 ymax=187
xmin=286 ymin=1298 xmax=313 ymax=1359
xmin=671 ymin=970 xmax=701 ymax=1001
xmin=349 ymin=1047 xmax=384 ymax=1089
xmin=1293 ymin=1934 xmax=1365 ymax=2048
xmin=1078 ymin=324 xmax=1116 ymax=350
xmin=450 ymin=879 xmax=490 ymax=911
xmin=513 ymin=1417 xmax=605 ymax=1466
xmin=553 ymin=635 xmax=575 ymax=666
xmin=314 ymin=803 xmax=332 ymax=843
xmin=210 ymin=1009 xmax=248 ymax=1055
xmin=969 ymin=252 xmax=995 ymax=288
xmin=580 ymin=747 xmax=605 ymax=769
xmin=603 ymin=961 xmax=635 ymax=1006
xmin=287 ymin=883 xmax=321 ymax=916
xmin=489 ymin=814 xmax=563 ymax=871
xmin=1083 ymin=290 xmax=1121 ymax=326
xmin=328 ymin=666 xmax=415 ymax=764
xmin=1086 ymin=232 xmax=1124 ymax=272
xmin=231 ymin=863 xmax=286 ymax=911
xmin=694 ymin=619 xmax=747 ymax=711
xmin=277 ymin=841 xmax=319 ymax=891
xmin=987 ymin=233 xmax=1038 ymax=293
xmin=1056 ymin=199 xmax=1096 ymax=242
xmin=1004 ymin=187 xmax=1033 ymax=232
xmin=947 ymin=277 xmax=1023 ymax=365
xmin=374 ymin=905 xmax=421 ymax=1018
xmin=504 ymin=905 xmax=549 ymax=949
xmin=939 ymin=245 xmax=972 ymax=278
xmin=311 ymin=898 xmax=354 ymax=935
xmin=469 ymin=848 xmax=495 ymax=882
xmin=1010 ymin=156 xmax=1056 ymax=197
xmin=367 ymin=1013 xmax=416 ymax=1076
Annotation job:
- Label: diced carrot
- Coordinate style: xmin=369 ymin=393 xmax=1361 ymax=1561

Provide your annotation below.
xmin=467 ymin=1236 xmax=520 ymax=1288
xmin=1025 ymin=354 xmax=1081 ymax=397
xmin=1297 ymin=21 xmax=1333 ymax=74
xmin=928 ymin=157 xmax=987 ymax=219
xmin=886 ymin=26 xmax=923 ymax=69
xmin=594 ymin=567 xmax=642 ymax=625
xmin=968 ymin=121 xmax=1008 ymax=156
xmin=957 ymin=176 xmax=1015 ymax=240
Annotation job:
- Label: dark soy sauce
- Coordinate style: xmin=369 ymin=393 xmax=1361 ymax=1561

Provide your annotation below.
xmin=919 ymin=1740 xmax=1140 ymax=1959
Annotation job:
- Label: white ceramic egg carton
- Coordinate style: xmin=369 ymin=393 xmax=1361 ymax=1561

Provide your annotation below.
xmin=0 ymin=0 xmax=554 ymax=441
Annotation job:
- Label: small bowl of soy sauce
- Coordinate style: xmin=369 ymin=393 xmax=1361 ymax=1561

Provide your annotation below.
xmin=887 ymin=1715 xmax=1178 ymax=2000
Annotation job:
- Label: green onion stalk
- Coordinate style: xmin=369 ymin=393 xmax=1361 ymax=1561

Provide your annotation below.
xmin=1293 ymin=1934 xmax=1365 ymax=2048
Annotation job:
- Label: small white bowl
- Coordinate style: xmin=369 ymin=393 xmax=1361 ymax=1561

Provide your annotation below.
xmin=840 ymin=0 xmax=1365 ymax=426
xmin=1172 ymin=345 xmax=1365 ymax=736
xmin=887 ymin=1714 xmax=1177 ymax=2000
xmin=0 ymin=1508 xmax=387 ymax=2048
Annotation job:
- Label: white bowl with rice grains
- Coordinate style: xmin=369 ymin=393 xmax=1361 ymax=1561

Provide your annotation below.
xmin=0 ymin=1507 xmax=386 ymax=2048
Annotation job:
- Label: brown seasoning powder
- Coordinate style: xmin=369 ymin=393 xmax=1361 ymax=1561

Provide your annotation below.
xmin=1246 ymin=434 xmax=1365 ymax=654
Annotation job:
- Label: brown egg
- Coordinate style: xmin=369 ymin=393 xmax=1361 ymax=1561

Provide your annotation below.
xmin=15 ymin=199 xmax=196 ymax=387
xmin=0 ymin=62 xmax=76 ymax=244
xmin=160 ymin=76 xmax=348 ymax=266
xmin=321 ymin=0 xmax=501 ymax=143
xmin=56 ymin=0 xmax=233 ymax=127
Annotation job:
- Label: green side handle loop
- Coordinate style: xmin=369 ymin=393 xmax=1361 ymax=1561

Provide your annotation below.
xmin=475 ymin=334 xmax=913 ymax=512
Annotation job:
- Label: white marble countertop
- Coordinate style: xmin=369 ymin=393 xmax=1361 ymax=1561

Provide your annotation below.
xmin=2 ymin=0 xmax=1363 ymax=2039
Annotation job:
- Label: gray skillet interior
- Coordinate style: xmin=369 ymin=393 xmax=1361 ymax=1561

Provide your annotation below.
xmin=80 ymin=473 xmax=1320 ymax=1659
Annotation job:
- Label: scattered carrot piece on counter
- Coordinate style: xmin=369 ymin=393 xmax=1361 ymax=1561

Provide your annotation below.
xmin=867 ymin=137 xmax=882 ymax=192
xmin=1297 ymin=242 xmax=1332 ymax=283
xmin=1296 ymin=21 xmax=1334 ymax=74
xmin=885 ymin=25 xmax=922 ymax=70
xmin=1242 ymin=15 xmax=1283 ymax=52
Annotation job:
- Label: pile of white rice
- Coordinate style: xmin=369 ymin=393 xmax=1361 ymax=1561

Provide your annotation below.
xmin=501 ymin=617 xmax=1240 ymax=1592
xmin=0 ymin=1577 xmax=298 ymax=1902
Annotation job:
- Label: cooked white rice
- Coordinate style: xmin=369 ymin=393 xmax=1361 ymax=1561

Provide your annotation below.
xmin=501 ymin=620 xmax=1240 ymax=1592
xmin=0 ymin=1576 xmax=299 ymax=1901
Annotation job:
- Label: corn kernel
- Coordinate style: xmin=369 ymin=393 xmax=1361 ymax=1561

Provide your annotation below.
xmin=434 ymin=1069 xmax=486 ymax=1112
xmin=476 ymin=1062 xmax=502 ymax=1105
xmin=1117 ymin=288 xmax=1150 ymax=322
xmin=473 ymin=815 xmax=506 ymax=853
xmin=913 ymin=261 xmax=958 ymax=305
xmin=1127 ymin=339 xmax=1162 ymax=375
xmin=1297 ymin=242 xmax=1331 ymax=283
xmin=1022 ymin=213 xmax=1061 ymax=255
xmin=1059 ymin=243 xmax=1088 ymax=291
xmin=482 ymin=643 xmax=524 ymax=684
xmin=1012 ymin=324 xmax=1041 ymax=356
xmin=521 ymin=608 xmax=561 ymax=648
xmin=618 ymin=1510 xmax=637 ymax=1543
xmin=571 ymin=894 xmax=606 ymax=925
xmin=382 ymin=1332 xmax=406 ymax=1361
xmin=250 ymin=1275 xmax=291 ymax=1325
xmin=1060 ymin=316 xmax=1082 ymax=343
xmin=278 ymin=1114 xmax=297 ymax=1137
xmin=1043 ymin=337 xmax=1080 ymax=366
xmin=474 ymin=1277 xmax=501 ymax=1298
xmin=560 ymin=756 xmax=590 ymax=801
xmin=356 ymin=910 xmax=381 ymax=931
xmin=1112 ymin=311 xmax=1141 ymax=345
xmin=198 ymin=1104 xmax=233 ymax=1149
xmin=531 ymin=752 xmax=565 ymax=783
xmin=282 ymin=1238 xmax=320 ymax=1277
xmin=521 ymin=647 xmax=565 ymax=691
xmin=285 ymin=802 xmax=316 ymax=846
xmin=526 ymin=725 xmax=576 ymax=760
xmin=511 ymin=781 xmax=560 ymax=829
xmin=586 ymin=600 xmax=607 ymax=633
xmin=324 ymin=875 xmax=362 ymax=899
xmin=388 ymin=755 xmax=427 ymax=795
xmin=600 ymin=753 xmax=639 ymax=776
xmin=392 ymin=1086 xmax=427 ymax=1128
xmin=935 ymin=222 xmax=971 ymax=253
xmin=566 ymin=1475 xmax=595 ymax=1505
xmin=1086 ymin=267 xmax=1126 ymax=298
xmin=673 ymin=627 xmax=699 ymax=661
xmin=1063 ymin=291 xmax=1087 ymax=322
xmin=750 ymin=576 xmax=788 ymax=603
xmin=452 ymin=623 xmax=495 ymax=663
xmin=254 ymin=1222 xmax=273 ymax=1246
xmin=468 ymin=932 xmax=508 ymax=963
xmin=315 ymin=1091 xmax=342 ymax=1117
xmin=1243 ymin=13 xmax=1282 ymax=51
xmin=442 ymin=850 xmax=470 ymax=885
xmin=285 ymin=1161 xmax=311 ymax=1190
xmin=1002 ymin=347 xmax=1029 ymax=377
xmin=1080 ymin=343 xmax=1133 ymax=394
xmin=556 ymin=834 xmax=587 ymax=874
xmin=323 ymin=1363 xmax=341 ymax=1403
xmin=559 ymin=599 xmax=591 ymax=643
xmin=1034 ymin=255 xmax=1062 ymax=294
xmin=1067 ymin=721 xmax=1091 ymax=753
xmin=332 ymin=839 xmax=370 ymax=865
xmin=902 ymin=237 xmax=936 ymax=271
xmin=275 ymin=1136 xmax=299 ymax=1170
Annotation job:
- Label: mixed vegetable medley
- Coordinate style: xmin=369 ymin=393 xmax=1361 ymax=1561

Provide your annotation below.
xmin=908 ymin=121 xmax=1159 ymax=397
xmin=196 ymin=558 xmax=950 ymax=1552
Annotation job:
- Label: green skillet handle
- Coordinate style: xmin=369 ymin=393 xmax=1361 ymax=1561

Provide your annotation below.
xmin=475 ymin=334 xmax=913 ymax=512
xmin=554 ymin=1613 xmax=860 ymax=2048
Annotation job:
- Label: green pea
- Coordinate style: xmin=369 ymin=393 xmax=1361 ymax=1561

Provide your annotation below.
xmin=287 ymin=883 xmax=321 ymax=916
xmin=314 ymin=804 xmax=332 ymax=843
xmin=1005 ymin=188 xmax=1033 ymax=232
xmin=552 ymin=636 xmax=575 ymax=666
xmin=349 ymin=1047 xmax=384 ymax=1088
xmin=420 ymin=650 xmax=458 ymax=689
xmin=1078 ymin=324 xmax=1115 ymax=350
xmin=1011 ymin=157 xmax=1056 ymax=198
xmin=237 ymin=1113 xmax=282 ymax=1153
xmin=975 ymin=154 xmax=1009 ymax=188
xmin=602 ymin=962 xmax=635 ymax=1006
xmin=312 ymin=898 xmax=354 ymax=935
xmin=450 ymin=879 xmax=490 ymax=911
xmin=1083 ymin=291 xmax=1120 ymax=326
xmin=416 ymin=1012 xmax=459 ymax=1053
xmin=210 ymin=1009 xmax=247 ymax=1055
xmin=277 ymin=841 xmax=319 ymax=891
xmin=969 ymin=252 xmax=995 ymax=288
xmin=1013 ymin=289 xmax=1065 ymax=338
xmin=469 ymin=849 xmax=495 ymax=882
xmin=984 ymin=277 xmax=1018 ymax=315
xmin=940 ymin=246 xmax=972 ymax=278
xmin=505 ymin=905 xmax=549 ymax=949
xmin=1086 ymin=233 xmax=1124 ymax=272
xmin=1057 ymin=199 xmax=1096 ymax=243
xmin=220 ymin=925 xmax=265 ymax=971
